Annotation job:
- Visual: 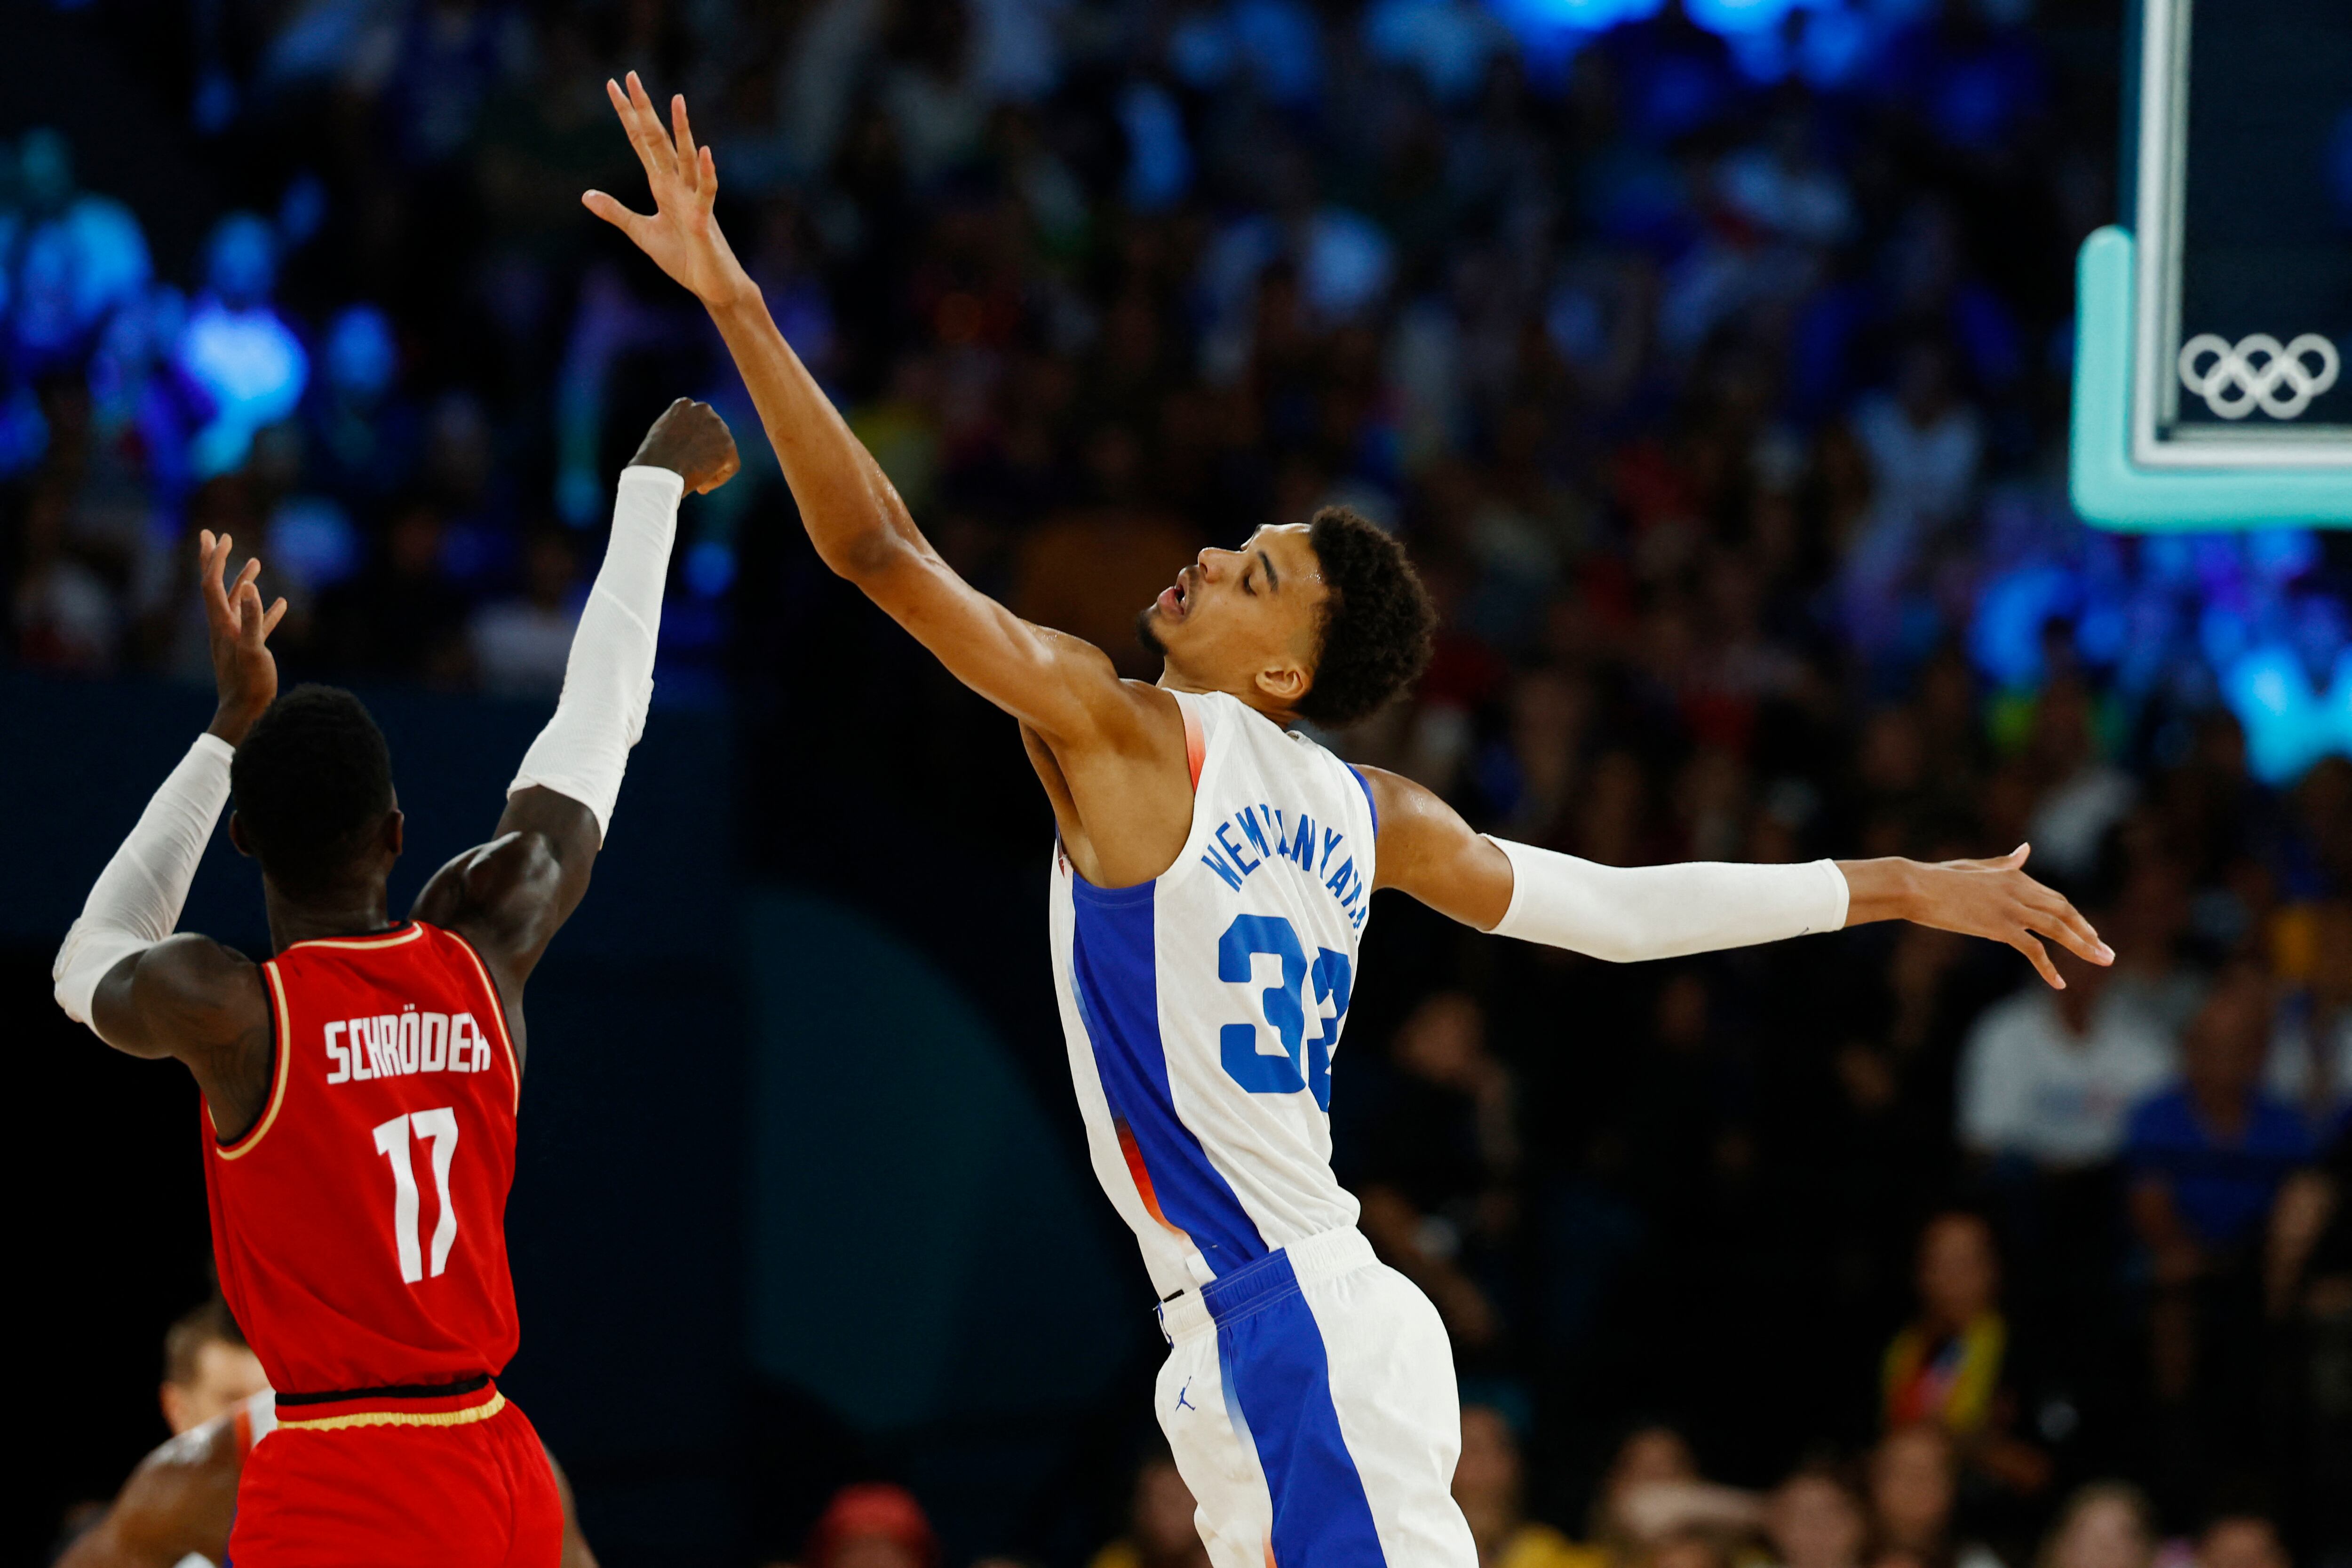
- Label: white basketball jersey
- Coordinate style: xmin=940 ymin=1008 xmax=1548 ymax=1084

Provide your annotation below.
xmin=1049 ymin=689 xmax=1379 ymax=1299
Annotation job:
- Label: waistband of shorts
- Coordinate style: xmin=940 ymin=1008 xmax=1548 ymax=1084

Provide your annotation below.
xmin=1155 ymin=1227 xmax=1377 ymax=1344
xmin=272 ymin=1374 xmax=505 ymax=1433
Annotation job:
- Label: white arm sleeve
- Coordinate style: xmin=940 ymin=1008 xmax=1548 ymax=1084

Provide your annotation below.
xmin=53 ymin=732 xmax=235 ymax=1027
xmin=506 ymin=465 xmax=685 ymax=840
xmin=1485 ymin=837 xmax=1849 ymax=962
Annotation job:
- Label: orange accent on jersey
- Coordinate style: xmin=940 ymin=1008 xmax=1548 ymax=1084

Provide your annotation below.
xmin=1182 ymin=701 xmax=1206 ymax=790
xmin=1115 ymin=1118 xmax=1190 ymax=1238
xmin=281 ymin=925 xmax=427 ymax=953
xmin=275 ymin=1382 xmax=505 ymax=1433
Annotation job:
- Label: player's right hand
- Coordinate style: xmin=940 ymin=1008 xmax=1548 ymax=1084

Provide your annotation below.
xmin=630 ymin=397 xmax=741 ymax=494
xmin=585 ymin=73 xmax=750 ymax=311
xmin=199 ymin=529 xmax=287 ymax=748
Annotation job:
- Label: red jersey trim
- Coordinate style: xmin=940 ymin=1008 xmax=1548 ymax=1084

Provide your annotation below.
xmin=213 ymin=963 xmax=293 ymax=1160
xmin=443 ymin=928 xmax=521 ymax=1115
xmin=280 ymin=922 xmax=425 ymax=954
xmin=275 ymin=1384 xmax=506 ymax=1433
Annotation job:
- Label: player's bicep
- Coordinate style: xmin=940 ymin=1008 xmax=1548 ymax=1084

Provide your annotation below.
xmin=91 ymin=936 xmax=264 ymax=1061
xmin=1364 ymin=766 xmax=1514 ymax=929
xmin=854 ymin=544 xmax=1128 ymax=739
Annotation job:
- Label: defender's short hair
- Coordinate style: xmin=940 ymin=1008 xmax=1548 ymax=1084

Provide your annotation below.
xmin=1299 ymin=508 xmax=1436 ymax=729
xmin=230 ymin=685 xmax=395 ymax=895
xmin=163 ymin=1296 xmax=247 ymax=1387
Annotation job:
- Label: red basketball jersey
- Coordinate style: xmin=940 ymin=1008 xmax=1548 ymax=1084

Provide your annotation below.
xmin=203 ymin=921 xmax=522 ymax=1396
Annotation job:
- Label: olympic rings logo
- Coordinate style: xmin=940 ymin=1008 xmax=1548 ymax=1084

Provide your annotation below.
xmin=2177 ymin=333 xmax=2341 ymax=420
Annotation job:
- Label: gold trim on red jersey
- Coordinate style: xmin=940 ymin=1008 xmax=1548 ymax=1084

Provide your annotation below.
xmin=443 ymin=930 xmax=521 ymax=1115
xmin=276 ymin=1388 xmax=506 ymax=1433
xmin=280 ymin=922 xmax=427 ymax=954
xmin=213 ymin=963 xmax=294 ymax=1160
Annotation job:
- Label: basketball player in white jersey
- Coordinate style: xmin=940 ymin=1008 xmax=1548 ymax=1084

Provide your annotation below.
xmin=585 ymin=75 xmax=2111 ymax=1568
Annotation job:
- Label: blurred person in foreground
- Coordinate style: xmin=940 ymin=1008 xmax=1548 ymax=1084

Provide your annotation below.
xmin=1881 ymin=1212 xmax=2049 ymax=1497
xmin=2035 ymin=1484 xmax=2155 ymax=1568
xmin=1867 ymin=1423 xmax=2003 ymax=1568
xmin=591 ymin=73 xmax=2113 ymax=1568
xmin=158 ymin=1296 xmax=268 ymax=1436
xmin=2126 ymin=962 xmax=2312 ymax=1479
xmin=55 ymin=1391 xmax=598 ymax=1568
xmin=1090 ymin=1445 xmax=1209 ymax=1568
xmin=1452 ymin=1405 xmax=1583 ymax=1568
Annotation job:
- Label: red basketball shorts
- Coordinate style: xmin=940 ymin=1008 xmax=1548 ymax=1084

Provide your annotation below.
xmin=228 ymin=1387 xmax=561 ymax=1568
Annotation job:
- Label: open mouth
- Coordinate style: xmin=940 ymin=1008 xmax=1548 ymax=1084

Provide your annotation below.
xmin=1156 ymin=570 xmax=1196 ymax=620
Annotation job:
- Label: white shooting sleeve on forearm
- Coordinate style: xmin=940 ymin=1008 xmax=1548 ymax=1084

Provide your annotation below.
xmin=508 ymin=465 xmax=685 ymax=841
xmin=1485 ymin=837 xmax=1850 ymax=962
xmin=53 ymin=732 xmax=235 ymax=1026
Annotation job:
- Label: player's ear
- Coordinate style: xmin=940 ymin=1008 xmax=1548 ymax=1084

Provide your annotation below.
xmin=159 ymin=1380 xmax=186 ymax=1433
xmin=1255 ymin=659 xmax=1308 ymax=708
xmin=381 ymin=809 xmax=405 ymax=861
xmin=228 ymin=813 xmax=253 ymax=859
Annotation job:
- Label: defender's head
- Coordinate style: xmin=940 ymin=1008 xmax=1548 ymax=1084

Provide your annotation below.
xmin=228 ymin=685 xmax=402 ymax=898
xmin=160 ymin=1296 xmax=267 ymax=1434
xmin=1137 ymin=507 xmax=1436 ymax=727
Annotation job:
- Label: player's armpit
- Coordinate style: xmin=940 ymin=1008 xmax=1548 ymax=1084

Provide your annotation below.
xmin=410 ymin=786 xmax=595 ymax=990
xmin=1360 ymin=766 xmax=1515 ymax=930
xmin=90 ymin=935 xmax=267 ymax=1063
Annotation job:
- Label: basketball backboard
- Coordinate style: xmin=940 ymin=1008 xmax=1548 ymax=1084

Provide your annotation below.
xmin=2070 ymin=0 xmax=2352 ymax=529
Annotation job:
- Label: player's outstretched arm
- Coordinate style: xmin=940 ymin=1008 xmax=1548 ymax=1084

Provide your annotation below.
xmin=584 ymin=74 xmax=1143 ymax=747
xmin=1363 ymin=766 xmax=2110 ymax=988
xmin=413 ymin=400 xmax=737 ymax=1007
xmin=52 ymin=1390 xmax=245 ymax=1567
xmin=54 ymin=533 xmax=279 ymax=1099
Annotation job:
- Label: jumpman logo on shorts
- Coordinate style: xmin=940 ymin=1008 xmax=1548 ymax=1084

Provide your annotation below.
xmin=1175 ymin=1378 xmax=1196 ymax=1412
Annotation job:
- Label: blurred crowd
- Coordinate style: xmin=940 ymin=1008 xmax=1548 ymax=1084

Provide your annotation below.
xmin=11 ymin=0 xmax=2352 ymax=1561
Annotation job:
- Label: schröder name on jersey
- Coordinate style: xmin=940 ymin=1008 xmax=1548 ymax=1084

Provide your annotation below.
xmin=1197 ymin=801 xmax=1368 ymax=930
xmin=324 ymin=1005 xmax=495 ymax=1084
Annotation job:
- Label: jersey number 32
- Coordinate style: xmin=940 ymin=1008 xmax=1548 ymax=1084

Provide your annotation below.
xmin=1218 ymin=913 xmax=1351 ymax=1111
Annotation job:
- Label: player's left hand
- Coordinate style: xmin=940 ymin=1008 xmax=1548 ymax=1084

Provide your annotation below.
xmin=199 ymin=529 xmax=287 ymax=748
xmin=630 ymin=397 xmax=740 ymax=494
xmin=585 ymin=73 xmax=752 ymax=312
xmin=1877 ymin=844 xmax=2111 ymax=989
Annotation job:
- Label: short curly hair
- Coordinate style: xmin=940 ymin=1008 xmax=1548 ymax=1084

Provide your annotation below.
xmin=231 ymin=685 xmax=395 ymax=895
xmin=1297 ymin=507 xmax=1436 ymax=729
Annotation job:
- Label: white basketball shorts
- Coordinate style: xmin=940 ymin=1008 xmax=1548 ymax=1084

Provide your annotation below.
xmin=1152 ymin=1227 xmax=1478 ymax=1568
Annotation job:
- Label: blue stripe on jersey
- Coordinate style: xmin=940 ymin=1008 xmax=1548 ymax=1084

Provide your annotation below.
xmin=1346 ymin=766 xmax=1378 ymax=835
xmin=1067 ymin=876 xmax=1265 ymax=1275
xmin=1207 ymin=1250 xmax=1388 ymax=1568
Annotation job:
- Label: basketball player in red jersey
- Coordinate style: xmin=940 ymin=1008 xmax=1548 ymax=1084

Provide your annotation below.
xmin=51 ymin=399 xmax=739 ymax=1566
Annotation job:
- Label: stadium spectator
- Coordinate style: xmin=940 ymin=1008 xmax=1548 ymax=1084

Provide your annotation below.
xmin=1763 ymin=1462 xmax=1869 ymax=1568
xmin=470 ymin=530 xmax=584 ymax=697
xmin=1957 ymin=916 xmax=2174 ymax=1171
xmin=1881 ymin=1212 xmax=2049 ymax=1497
xmin=1086 ymin=1446 xmax=1208 ymax=1568
xmin=1453 ymin=1405 xmax=1586 ymax=1568
xmin=1865 ymin=1424 xmax=2003 ymax=1568
xmin=158 ymin=1297 xmax=266 ymax=1437
xmin=2193 ymin=1515 xmax=2289 ymax=1568
xmin=1358 ymin=992 xmax=1520 ymax=1353
xmin=2036 ymin=1484 xmax=2155 ymax=1568
xmin=803 ymin=1483 xmax=938 ymax=1568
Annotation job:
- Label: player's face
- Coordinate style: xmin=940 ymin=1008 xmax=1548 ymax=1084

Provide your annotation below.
xmin=160 ymin=1340 xmax=270 ymax=1434
xmin=1139 ymin=524 xmax=1326 ymax=710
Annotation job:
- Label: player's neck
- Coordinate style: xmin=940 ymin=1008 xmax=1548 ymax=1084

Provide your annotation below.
xmin=1155 ymin=666 xmax=1297 ymax=727
xmin=262 ymin=881 xmax=397 ymax=954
